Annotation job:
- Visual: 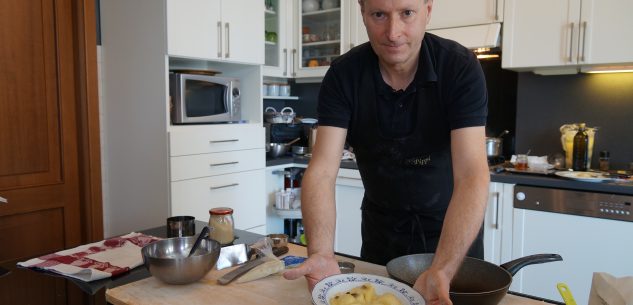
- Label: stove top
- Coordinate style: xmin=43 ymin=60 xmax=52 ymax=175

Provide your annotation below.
xmin=488 ymin=156 xmax=506 ymax=166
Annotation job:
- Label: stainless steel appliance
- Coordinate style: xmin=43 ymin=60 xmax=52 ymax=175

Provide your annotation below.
xmin=511 ymin=185 xmax=633 ymax=305
xmin=170 ymin=73 xmax=241 ymax=124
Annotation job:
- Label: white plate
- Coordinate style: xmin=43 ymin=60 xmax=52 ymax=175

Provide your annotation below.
xmin=312 ymin=273 xmax=425 ymax=305
xmin=554 ymin=171 xmax=611 ymax=182
xmin=301 ymin=118 xmax=318 ymax=124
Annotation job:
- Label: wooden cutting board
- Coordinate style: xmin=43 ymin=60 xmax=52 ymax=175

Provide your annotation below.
xmin=106 ymin=244 xmax=551 ymax=305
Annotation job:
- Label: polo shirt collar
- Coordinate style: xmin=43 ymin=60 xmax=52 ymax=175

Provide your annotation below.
xmin=373 ymin=37 xmax=438 ymax=95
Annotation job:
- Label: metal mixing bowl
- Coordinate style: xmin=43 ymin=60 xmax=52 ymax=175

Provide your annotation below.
xmin=268 ymin=143 xmax=289 ymax=158
xmin=142 ymin=236 xmax=221 ymax=285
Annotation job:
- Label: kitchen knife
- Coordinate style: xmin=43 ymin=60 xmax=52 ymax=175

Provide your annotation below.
xmin=217 ymin=257 xmax=268 ymax=285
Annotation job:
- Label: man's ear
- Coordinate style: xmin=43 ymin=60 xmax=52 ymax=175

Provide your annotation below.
xmin=426 ymin=0 xmax=434 ymax=25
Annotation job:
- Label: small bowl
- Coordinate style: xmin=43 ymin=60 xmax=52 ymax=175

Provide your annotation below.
xmin=267 ymin=234 xmax=289 ymax=248
xmin=142 ymin=236 xmax=221 ymax=285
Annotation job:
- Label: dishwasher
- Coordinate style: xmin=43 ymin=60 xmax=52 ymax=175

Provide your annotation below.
xmin=511 ymin=185 xmax=633 ymax=305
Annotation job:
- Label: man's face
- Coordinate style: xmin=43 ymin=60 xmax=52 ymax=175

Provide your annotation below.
xmin=361 ymin=0 xmax=433 ymax=68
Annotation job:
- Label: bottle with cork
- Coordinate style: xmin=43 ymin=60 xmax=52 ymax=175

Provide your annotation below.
xmin=572 ymin=123 xmax=589 ymax=171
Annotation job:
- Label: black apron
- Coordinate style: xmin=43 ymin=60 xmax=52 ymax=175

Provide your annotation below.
xmin=347 ymin=58 xmax=483 ymax=266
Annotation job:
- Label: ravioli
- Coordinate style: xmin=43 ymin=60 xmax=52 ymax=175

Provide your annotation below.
xmin=329 ymin=283 xmax=401 ymax=305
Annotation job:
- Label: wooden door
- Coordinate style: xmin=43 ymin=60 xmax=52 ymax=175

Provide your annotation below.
xmin=0 ymin=0 xmax=102 ymax=304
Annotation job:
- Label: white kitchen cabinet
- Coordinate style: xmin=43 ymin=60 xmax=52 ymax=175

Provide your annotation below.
xmin=264 ymin=0 xmax=295 ymax=77
xmin=167 ymin=0 xmax=264 ymax=65
xmin=101 ymin=0 xmax=266 ymax=235
xmin=483 ymin=182 xmax=514 ymax=265
xmin=349 ymin=0 xmax=369 ymax=48
xmin=428 ymin=0 xmax=503 ymax=30
xmin=502 ymin=0 xmax=633 ymax=73
xmin=171 ymin=169 xmax=266 ymax=231
xmin=334 ymin=168 xmax=364 ymax=257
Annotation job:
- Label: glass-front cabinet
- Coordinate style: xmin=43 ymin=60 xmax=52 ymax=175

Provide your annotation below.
xmin=264 ymin=0 xmax=353 ymax=78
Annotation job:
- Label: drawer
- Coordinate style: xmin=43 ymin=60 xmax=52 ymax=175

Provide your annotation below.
xmin=170 ymin=169 xmax=265 ymax=231
xmin=170 ymin=149 xmax=265 ymax=181
xmin=169 ymin=124 xmax=264 ymax=156
xmin=336 ymin=168 xmax=364 ymax=188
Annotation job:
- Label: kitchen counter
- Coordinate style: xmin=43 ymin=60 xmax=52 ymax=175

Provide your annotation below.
xmin=106 ymin=243 xmax=560 ymax=305
xmin=267 ymin=156 xmax=633 ymax=195
xmin=491 ymin=171 xmax=633 ymax=195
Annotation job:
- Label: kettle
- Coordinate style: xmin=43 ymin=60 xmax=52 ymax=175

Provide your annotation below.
xmin=560 ymin=123 xmax=598 ymax=169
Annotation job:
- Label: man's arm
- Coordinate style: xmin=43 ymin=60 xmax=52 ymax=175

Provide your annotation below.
xmin=283 ymin=126 xmax=348 ymax=290
xmin=414 ymin=126 xmax=490 ymax=304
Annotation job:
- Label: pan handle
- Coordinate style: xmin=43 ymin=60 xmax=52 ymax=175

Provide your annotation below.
xmin=500 ymin=254 xmax=562 ymax=276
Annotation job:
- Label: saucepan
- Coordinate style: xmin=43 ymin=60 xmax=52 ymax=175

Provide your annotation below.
xmin=386 ymin=253 xmax=562 ymax=305
xmin=268 ymin=138 xmax=301 ymax=158
xmin=486 ymin=130 xmax=509 ymax=157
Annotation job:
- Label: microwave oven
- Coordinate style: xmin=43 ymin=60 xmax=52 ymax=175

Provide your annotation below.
xmin=169 ymin=73 xmax=241 ymax=124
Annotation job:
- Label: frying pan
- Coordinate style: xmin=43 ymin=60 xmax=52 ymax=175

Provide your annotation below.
xmin=386 ymin=253 xmax=562 ymax=305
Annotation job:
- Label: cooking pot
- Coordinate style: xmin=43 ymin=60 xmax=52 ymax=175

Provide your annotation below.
xmin=267 ymin=138 xmax=301 ymax=158
xmin=386 ymin=253 xmax=562 ymax=305
xmin=486 ymin=130 xmax=509 ymax=157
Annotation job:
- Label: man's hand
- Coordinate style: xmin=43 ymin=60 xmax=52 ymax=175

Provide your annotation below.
xmin=282 ymin=253 xmax=340 ymax=291
xmin=414 ymin=268 xmax=453 ymax=305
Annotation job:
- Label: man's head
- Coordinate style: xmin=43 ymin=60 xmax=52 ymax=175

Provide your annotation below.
xmin=358 ymin=0 xmax=433 ymax=70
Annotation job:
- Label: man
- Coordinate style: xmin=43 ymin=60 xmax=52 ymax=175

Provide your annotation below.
xmin=283 ymin=0 xmax=490 ymax=304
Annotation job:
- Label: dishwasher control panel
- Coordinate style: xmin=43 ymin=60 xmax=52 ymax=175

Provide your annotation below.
xmin=514 ymin=185 xmax=633 ymax=222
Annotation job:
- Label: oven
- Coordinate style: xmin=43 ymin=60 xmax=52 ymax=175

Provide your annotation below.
xmin=511 ymin=185 xmax=633 ymax=305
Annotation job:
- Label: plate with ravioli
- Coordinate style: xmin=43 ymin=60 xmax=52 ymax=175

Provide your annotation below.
xmin=312 ymin=273 xmax=425 ymax=305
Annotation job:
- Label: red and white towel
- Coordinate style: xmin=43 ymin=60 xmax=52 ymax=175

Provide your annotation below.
xmin=18 ymin=232 xmax=161 ymax=282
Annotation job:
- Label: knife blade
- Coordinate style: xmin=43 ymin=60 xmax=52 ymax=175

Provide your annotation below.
xmin=217 ymin=257 xmax=267 ymax=285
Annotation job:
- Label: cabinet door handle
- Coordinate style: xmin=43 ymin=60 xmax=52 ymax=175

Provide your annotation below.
xmin=0 ymin=196 xmax=7 ymax=204
xmin=217 ymin=21 xmax=222 ymax=58
xmin=209 ymin=161 xmax=239 ymax=167
xmin=283 ymin=48 xmax=288 ymax=76
xmin=225 ymin=23 xmax=230 ymax=58
xmin=568 ymin=22 xmax=575 ymax=63
xmin=291 ymin=49 xmax=297 ymax=77
xmin=210 ymin=183 xmax=239 ymax=190
xmin=494 ymin=0 xmax=499 ymax=21
xmin=209 ymin=139 xmax=239 ymax=143
xmin=579 ymin=21 xmax=587 ymax=62
xmin=492 ymin=192 xmax=500 ymax=229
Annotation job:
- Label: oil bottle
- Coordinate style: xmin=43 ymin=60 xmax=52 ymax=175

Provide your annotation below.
xmin=572 ymin=123 xmax=589 ymax=171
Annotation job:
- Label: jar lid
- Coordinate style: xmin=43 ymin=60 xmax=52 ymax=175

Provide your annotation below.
xmin=209 ymin=207 xmax=233 ymax=215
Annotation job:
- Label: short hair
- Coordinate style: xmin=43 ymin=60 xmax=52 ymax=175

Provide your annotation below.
xmin=358 ymin=0 xmax=429 ymax=8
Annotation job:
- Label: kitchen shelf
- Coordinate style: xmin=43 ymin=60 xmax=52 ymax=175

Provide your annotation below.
xmin=302 ymin=39 xmax=340 ymax=47
xmin=265 ymin=9 xmax=276 ymax=15
xmin=265 ymin=41 xmax=277 ymax=46
xmin=302 ymin=7 xmax=341 ymax=18
xmin=263 ymin=96 xmax=299 ymax=100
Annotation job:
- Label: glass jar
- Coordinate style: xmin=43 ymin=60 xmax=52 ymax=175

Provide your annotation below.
xmin=208 ymin=207 xmax=234 ymax=245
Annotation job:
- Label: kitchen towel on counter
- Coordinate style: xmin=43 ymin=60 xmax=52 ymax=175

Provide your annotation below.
xmin=588 ymin=272 xmax=633 ymax=305
xmin=17 ymin=232 xmax=161 ymax=282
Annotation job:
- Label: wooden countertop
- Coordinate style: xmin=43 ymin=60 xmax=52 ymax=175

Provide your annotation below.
xmin=106 ymin=244 xmax=552 ymax=305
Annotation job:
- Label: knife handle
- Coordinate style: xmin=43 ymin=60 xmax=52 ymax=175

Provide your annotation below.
xmin=217 ymin=257 xmax=267 ymax=285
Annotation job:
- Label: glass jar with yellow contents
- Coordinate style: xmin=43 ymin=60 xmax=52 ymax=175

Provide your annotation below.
xmin=208 ymin=207 xmax=234 ymax=245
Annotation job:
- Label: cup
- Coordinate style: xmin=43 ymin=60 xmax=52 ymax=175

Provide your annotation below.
xmin=515 ymin=154 xmax=528 ymax=170
xmin=262 ymin=83 xmax=269 ymax=96
xmin=267 ymin=83 xmax=280 ymax=96
xmin=279 ymin=84 xmax=290 ymax=96
xmin=166 ymin=216 xmax=196 ymax=238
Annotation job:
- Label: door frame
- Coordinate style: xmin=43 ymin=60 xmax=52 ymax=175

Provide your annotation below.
xmin=74 ymin=0 xmax=104 ymax=242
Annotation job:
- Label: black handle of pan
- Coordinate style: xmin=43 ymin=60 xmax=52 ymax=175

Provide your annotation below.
xmin=500 ymin=254 xmax=563 ymax=276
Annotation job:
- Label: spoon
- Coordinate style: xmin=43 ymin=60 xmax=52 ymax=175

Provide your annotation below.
xmin=285 ymin=137 xmax=301 ymax=147
xmin=188 ymin=226 xmax=211 ymax=257
xmin=497 ymin=130 xmax=510 ymax=138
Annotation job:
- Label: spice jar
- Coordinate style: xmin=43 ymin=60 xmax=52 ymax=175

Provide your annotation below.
xmin=208 ymin=207 xmax=235 ymax=245
xmin=599 ymin=151 xmax=610 ymax=171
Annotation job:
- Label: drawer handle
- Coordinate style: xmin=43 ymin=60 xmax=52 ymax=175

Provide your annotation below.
xmin=210 ymin=183 xmax=239 ymax=190
xmin=338 ymin=176 xmax=362 ymax=181
xmin=209 ymin=161 xmax=239 ymax=167
xmin=492 ymin=192 xmax=500 ymax=229
xmin=209 ymin=139 xmax=239 ymax=144
xmin=0 ymin=196 xmax=7 ymax=204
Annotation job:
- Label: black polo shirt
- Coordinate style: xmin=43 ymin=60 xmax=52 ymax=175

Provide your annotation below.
xmin=317 ymin=33 xmax=487 ymax=138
